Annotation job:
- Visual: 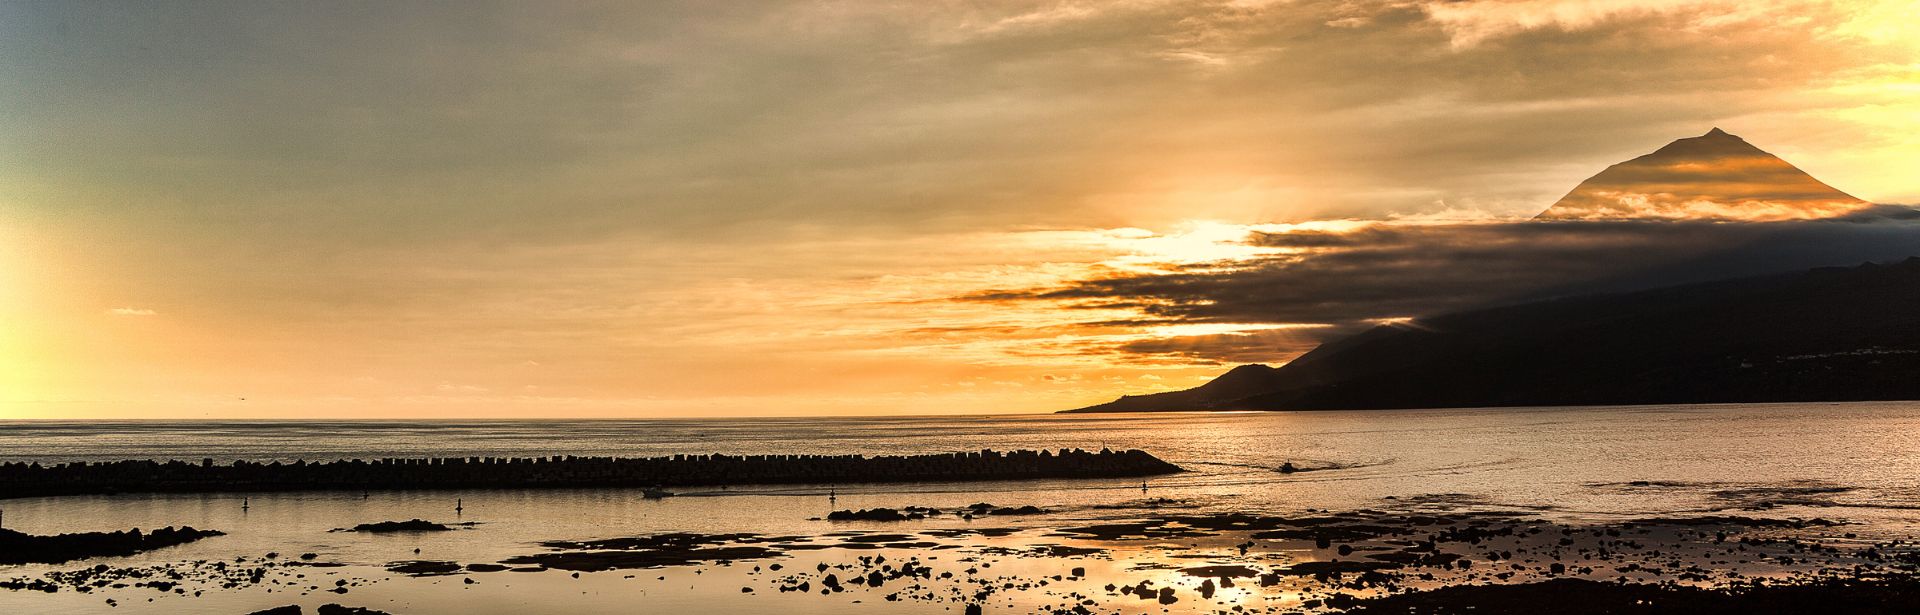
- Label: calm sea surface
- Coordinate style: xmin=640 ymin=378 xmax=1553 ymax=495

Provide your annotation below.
xmin=4 ymin=404 xmax=1920 ymax=614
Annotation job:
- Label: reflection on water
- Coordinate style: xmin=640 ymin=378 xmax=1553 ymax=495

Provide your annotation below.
xmin=9 ymin=403 xmax=1920 ymax=518
xmin=4 ymin=403 xmax=1920 ymax=613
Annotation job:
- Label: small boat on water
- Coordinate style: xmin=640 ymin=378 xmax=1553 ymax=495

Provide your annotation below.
xmin=1278 ymin=462 xmax=1298 ymax=474
xmin=642 ymin=487 xmax=673 ymax=499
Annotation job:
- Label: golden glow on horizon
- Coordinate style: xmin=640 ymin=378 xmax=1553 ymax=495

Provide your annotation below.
xmin=0 ymin=222 xmax=39 ymax=413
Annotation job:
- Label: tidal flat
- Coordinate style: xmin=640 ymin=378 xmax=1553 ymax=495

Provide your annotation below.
xmin=7 ymin=407 xmax=1920 ymax=613
xmin=5 ymin=495 xmax=1920 ymax=614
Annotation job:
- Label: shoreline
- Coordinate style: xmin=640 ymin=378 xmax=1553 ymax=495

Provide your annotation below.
xmin=8 ymin=496 xmax=1915 ymax=614
xmin=7 ymin=407 xmax=1920 ymax=613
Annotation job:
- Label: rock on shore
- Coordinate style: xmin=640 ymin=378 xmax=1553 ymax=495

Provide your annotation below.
xmin=334 ymin=519 xmax=460 ymax=533
xmin=248 ymin=605 xmax=395 ymax=615
xmin=0 ymin=526 xmax=224 ymax=565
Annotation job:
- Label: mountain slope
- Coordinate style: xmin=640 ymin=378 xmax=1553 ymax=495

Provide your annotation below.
xmin=1062 ymin=364 xmax=1287 ymax=414
xmin=1537 ymin=128 xmax=1869 ymax=220
xmin=1063 ymin=258 xmax=1920 ymax=413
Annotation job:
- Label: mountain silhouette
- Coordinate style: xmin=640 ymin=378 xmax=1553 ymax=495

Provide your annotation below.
xmin=1536 ymin=128 xmax=1869 ymax=220
xmin=1059 ymin=364 xmax=1291 ymax=414
xmin=1064 ymin=258 xmax=1920 ymax=413
xmin=1064 ymin=129 xmax=1913 ymax=414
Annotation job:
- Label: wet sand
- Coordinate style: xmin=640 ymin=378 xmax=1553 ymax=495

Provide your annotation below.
xmin=1348 ymin=577 xmax=1920 ymax=614
xmin=8 ymin=499 xmax=1920 ymax=613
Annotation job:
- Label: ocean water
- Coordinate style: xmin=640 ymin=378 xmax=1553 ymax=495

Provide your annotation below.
xmin=4 ymin=403 xmax=1920 ymax=614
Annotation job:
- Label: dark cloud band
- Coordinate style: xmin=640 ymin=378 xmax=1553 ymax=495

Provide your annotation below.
xmin=968 ymin=214 xmax=1920 ymax=362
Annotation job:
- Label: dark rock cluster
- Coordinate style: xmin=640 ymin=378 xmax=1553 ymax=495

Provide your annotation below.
xmin=825 ymin=503 xmax=1046 ymax=521
xmin=248 ymin=605 xmax=394 ymax=615
xmin=333 ymin=520 xmax=459 ymax=533
xmin=0 ymin=526 xmax=224 ymax=565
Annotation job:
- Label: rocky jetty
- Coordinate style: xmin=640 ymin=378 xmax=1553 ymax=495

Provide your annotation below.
xmin=0 ymin=448 xmax=1181 ymax=498
xmin=0 ymin=526 xmax=224 ymax=564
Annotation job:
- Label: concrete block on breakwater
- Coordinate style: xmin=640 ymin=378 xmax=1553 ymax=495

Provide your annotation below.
xmin=0 ymin=448 xmax=1183 ymax=498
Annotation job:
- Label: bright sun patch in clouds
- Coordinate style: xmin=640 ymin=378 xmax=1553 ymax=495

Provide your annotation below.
xmin=107 ymin=307 xmax=158 ymax=316
xmin=1094 ymin=220 xmax=1373 ymax=272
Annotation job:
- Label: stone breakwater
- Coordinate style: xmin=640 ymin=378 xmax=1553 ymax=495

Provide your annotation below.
xmin=0 ymin=448 xmax=1181 ymax=498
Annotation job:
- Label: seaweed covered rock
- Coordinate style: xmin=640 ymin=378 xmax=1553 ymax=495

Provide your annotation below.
xmin=0 ymin=526 xmax=224 ymax=565
xmin=335 ymin=519 xmax=455 ymax=533
xmin=828 ymin=508 xmax=917 ymax=522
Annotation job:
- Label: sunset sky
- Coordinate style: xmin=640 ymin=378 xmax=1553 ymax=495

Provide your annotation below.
xmin=3 ymin=0 xmax=1917 ymax=418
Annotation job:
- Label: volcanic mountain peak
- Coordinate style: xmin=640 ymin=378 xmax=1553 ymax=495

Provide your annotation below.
xmin=1536 ymin=128 xmax=1869 ymax=221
